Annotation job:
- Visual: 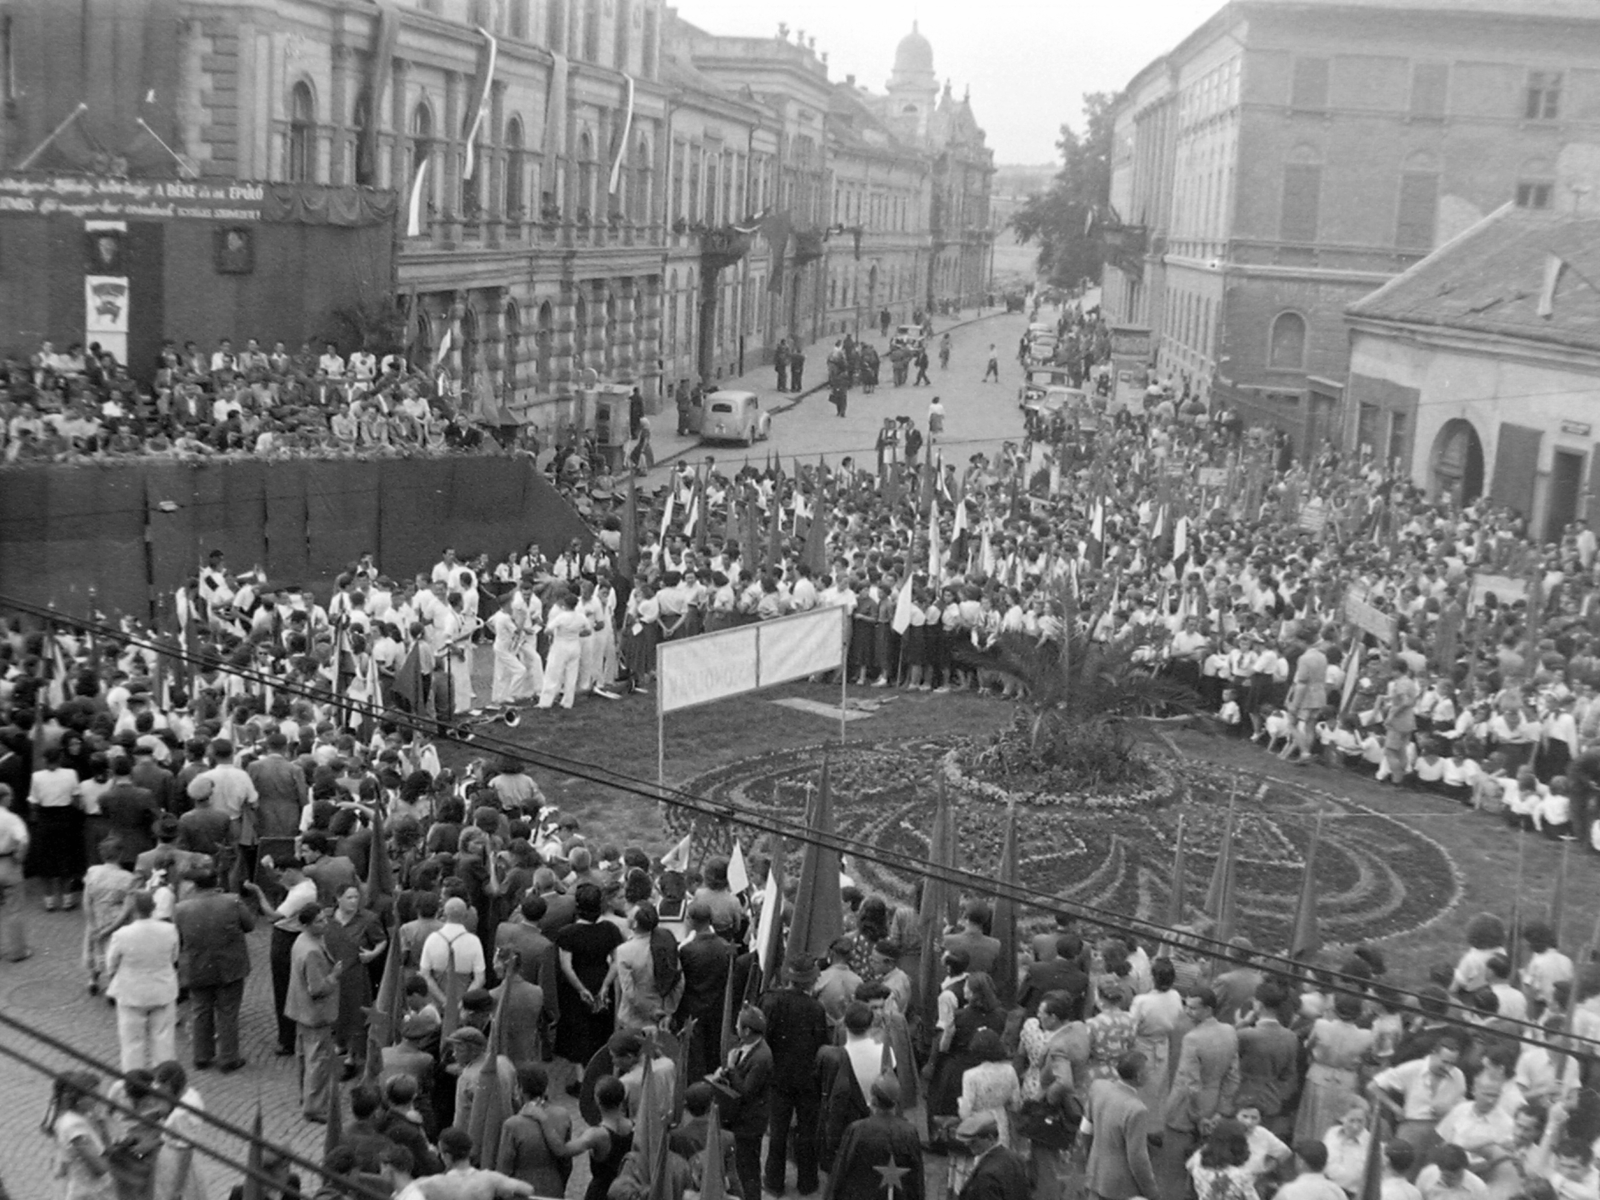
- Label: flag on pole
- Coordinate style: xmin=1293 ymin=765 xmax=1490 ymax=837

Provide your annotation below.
xmin=992 ymin=802 xmax=1020 ymax=1006
xmin=405 ymin=157 xmax=430 ymax=237
xmin=891 ymin=571 xmax=916 ymax=636
xmin=728 ymin=837 xmax=750 ymax=894
xmin=1206 ymin=789 xmax=1238 ymax=919
xmin=659 ymin=487 xmax=676 ymax=541
xmin=241 ymin=1105 xmax=266 ymax=1200
xmin=324 ymin=1068 xmax=343 ymax=1157
xmin=918 ymin=778 xmax=953 ymax=1031
xmin=660 ymin=831 xmax=692 ymax=873
xmin=1166 ymin=813 xmax=1188 ymax=928
xmin=927 ymin=516 xmax=943 ymax=582
xmin=1290 ymin=806 xmax=1324 ymax=958
xmin=804 ymin=495 xmax=830 ymax=576
xmin=701 ymin=1101 xmax=731 ymax=1200
xmin=461 ymin=26 xmax=500 ymax=182
xmin=467 ymin=980 xmax=514 ymax=1166
xmin=786 ymin=757 xmax=844 ymax=963
xmin=620 ymin=468 xmax=639 ymax=580
xmin=1356 ymin=1104 xmax=1386 ymax=1200
xmin=755 ymin=832 xmax=787 ymax=991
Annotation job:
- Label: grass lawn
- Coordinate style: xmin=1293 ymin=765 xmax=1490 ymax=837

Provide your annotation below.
xmin=453 ymin=680 xmax=1600 ymax=989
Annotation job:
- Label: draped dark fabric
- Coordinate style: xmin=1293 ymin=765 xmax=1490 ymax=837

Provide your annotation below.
xmin=261 ymin=184 xmax=399 ymax=227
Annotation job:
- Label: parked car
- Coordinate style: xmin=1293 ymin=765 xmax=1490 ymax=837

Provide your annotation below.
xmin=890 ymin=324 xmax=925 ymax=353
xmin=699 ymin=390 xmax=771 ymax=446
xmin=1018 ymin=365 xmax=1076 ymax=409
xmin=1022 ymin=384 xmax=1091 ymax=433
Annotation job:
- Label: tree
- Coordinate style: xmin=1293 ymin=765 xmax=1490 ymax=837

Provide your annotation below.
xmin=1009 ymin=91 xmax=1120 ymax=287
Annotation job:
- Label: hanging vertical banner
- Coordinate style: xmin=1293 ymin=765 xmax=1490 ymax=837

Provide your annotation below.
xmin=85 ymin=219 xmax=129 ymax=364
xmin=461 ymin=26 xmax=499 ymax=183
xmin=608 ymin=74 xmax=635 ymax=195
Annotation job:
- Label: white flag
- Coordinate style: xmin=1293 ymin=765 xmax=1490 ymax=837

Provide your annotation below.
xmin=754 ymin=868 xmax=781 ymax=973
xmin=728 ymin=838 xmax=750 ymax=893
xmin=891 ymin=572 xmax=916 ymax=635
xmin=660 ymin=831 xmax=691 ymax=873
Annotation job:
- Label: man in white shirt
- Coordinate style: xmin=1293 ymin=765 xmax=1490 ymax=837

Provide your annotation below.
xmin=1276 ymin=1142 xmax=1349 ymax=1200
xmin=318 ymin=341 xmax=346 ymax=378
xmin=1416 ymin=1144 xmax=1490 ymax=1200
xmin=419 ymin=897 xmax=486 ymax=1011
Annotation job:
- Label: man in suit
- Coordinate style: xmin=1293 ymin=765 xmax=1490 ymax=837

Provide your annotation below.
xmin=1235 ymin=978 xmax=1300 ymax=1138
xmin=1160 ymin=985 xmax=1240 ymax=1193
xmin=173 ymin=868 xmax=256 ymax=1072
xmin=712 ymin=1005 xmax=773 ymax=1200
xmin=128 ymin=742 xmax=176 ymax=814
xmin=762 ymin=952 xmax=831 ymax=1196
xmin=488 ymin=946 xmax=545 ymax=1071
xmin=1210 ymin=937 xmax=1264 ymax=1025
xmin=953 ymin=1112 xmax=1029 ymax=1200
xmin=676 ymin=899 xmax=734 ymax=1082
xmin=102 ymin=756 xmax=161 ymax=867
xmin=1085 ymin=1052 xmax=1158 ymax=1200
xmin=106 ymin=891 xmax=181 ymax=1070
xmin=826 ymin=1075 xmax=924 ymax=1200
xmin=494 ymin=892 xmax=560 ymax=1053
xmin=1018 ymin=934 xmax=1090 ymax=1016
xmin=531 ymin=867 xmax=577 ymax=936
xmin=247 ymin=731 xmax=307 ymax=865
xmin=286 ymin=903 xmax=345 ymax=1122
xmin=941 ymin=901 xmax=1001 ymax=976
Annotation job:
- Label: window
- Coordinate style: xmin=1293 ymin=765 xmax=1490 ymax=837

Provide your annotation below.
xmin=287 ymin=82 xmax=315 ymax=183
xmin=504 ymin=118 xmax=525 ymax=219
xmin=583 ymin=0 xmax=600 ymax=61
xmin=1280 ymin=162 xmax=1321 ymax=242
xmin=573 ymin=296 xmax=587 ymax=371
xmin=1268 ymin=312 xmax=1307 ymax=370
xmin=1387 ymin=412 xmax=1408 ymax=467
xmin=1525 ymin=71 xmax=1561 ymax=121
xmin=1290 ymin=57 xmax=1329 ymax=111
xmin=641 ymin=5 xmax=657 ymax=80
xmin=1395 ymin=171 xmax=1437 ymax=250
xmin=411 ymin=102 xmax=433 ymax=174
xmin=545 ymin=0 xmax=565 ymax=51
xmin=1357 ymin=403 xmax=1378 ymax=454
xmin=1516 ymin=181 xmax=1553 ymax=210
xmin=615 ymin=0 xmax=630 ymax=70
xmin=1409 ymin=62 xmax=1448 ymax=118
xmin=576 ymin=132 xmax=595 ymax=220
xmin=508 ymin=0 xmax=529 ymax=39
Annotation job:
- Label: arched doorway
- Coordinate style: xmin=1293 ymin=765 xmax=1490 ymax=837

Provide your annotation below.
xmin=1431 ymin=418 xmax=1484 ymax=506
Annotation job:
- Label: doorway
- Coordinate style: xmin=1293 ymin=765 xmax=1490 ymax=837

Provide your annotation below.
xmin=1547 ymin=448 xmax=1584 ymax=543
xmin=1430 ymin=418 xmax=1484 ymax=506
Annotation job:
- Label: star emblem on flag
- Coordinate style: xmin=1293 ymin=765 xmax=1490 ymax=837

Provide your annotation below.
xmin=874 ymin=1155 xmax=910 ymax=1198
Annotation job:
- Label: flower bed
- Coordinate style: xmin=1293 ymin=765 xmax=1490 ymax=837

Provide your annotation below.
xmin=679 ymin=737 xmax=1461 ymax=952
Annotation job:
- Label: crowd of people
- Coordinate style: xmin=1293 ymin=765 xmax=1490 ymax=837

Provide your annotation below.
xmin=7 ymin=291 xmax=1600 ymax=1200
xmin=1 ymin=336 xmax=531 ymax=463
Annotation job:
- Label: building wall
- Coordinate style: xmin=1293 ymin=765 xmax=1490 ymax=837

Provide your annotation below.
xmin=1349 ymin=323 xmax=1600 ymax=538
xmin=1106 ymin=1 xmax=1600 ymax=453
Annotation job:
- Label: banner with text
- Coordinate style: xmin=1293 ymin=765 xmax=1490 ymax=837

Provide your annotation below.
xmin=0 ymin=174 xmax=266 ymax=221
xmin=657 ymin=607 xmax=847 ymax=714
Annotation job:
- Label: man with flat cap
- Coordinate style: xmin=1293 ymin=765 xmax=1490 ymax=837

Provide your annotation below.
xmin=762 ymin=952 xmax=831 ymax=1196
xmin=953 ymin=1113 xmax=1029 ymax=1200
xmin=824 ymin=1075 xmax=924 ymax=1200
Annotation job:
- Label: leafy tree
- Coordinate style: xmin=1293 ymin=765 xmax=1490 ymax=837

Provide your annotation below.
xmin=1009 ymin=91 xmax=1120 ymax=287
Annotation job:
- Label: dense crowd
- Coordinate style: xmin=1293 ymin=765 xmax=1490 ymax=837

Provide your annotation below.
xmin=6 ymin=297 xmax=1600 ymax=1200
xmin=1 ymin=337 xmax=534 ymax=463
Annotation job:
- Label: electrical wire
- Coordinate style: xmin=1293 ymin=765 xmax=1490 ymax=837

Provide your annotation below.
xmin=4 ymin=590 xmax=1596 ymax=1057
xmin=0 ymin=1008 xmax=388 ymax=1200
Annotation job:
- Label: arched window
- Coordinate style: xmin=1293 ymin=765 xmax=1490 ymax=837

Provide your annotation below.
xmin=628 ymin=136 xmax=650 ymax=224
xmin=288 ymin=82 xmax=315 ymax=183
xmin=1268 ymin=311 xmax=1307 ymax=370
xmin=583 ymin=0 xmax=600 ymax=61
xmin=667 ymin=270 xmax=679 ymax=353
xmin=411 ymin=101 xmax=434 ymax=174
xmin=604 ymin=290 xmax=618 ymax=372
xmin=704 ymin=154 xmax=719 ymax=225
xmin=535 ymin=301 xmax=554 ymax=388
xmin=461 ymin=115 xmax=486 ymax=223
xmin=504 ymin=301 xmax=522 ymax=394
xmin=352 ymin=93 xmax=375 ymax=186
xmin=504 ymin=118 xmax=525 ymax=224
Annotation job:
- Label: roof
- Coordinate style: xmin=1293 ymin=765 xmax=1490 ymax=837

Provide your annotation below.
xmin=1346 ymin=205 xmax=1600 ymax=355
xmin=1243 ymin=0 xmax=1600 ymax=17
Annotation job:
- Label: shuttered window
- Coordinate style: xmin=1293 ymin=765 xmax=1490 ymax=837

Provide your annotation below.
xmin=1280 ymin=164 xmax=1321 ymax=243
xmin=1395 ymin=172 xmax=1438 ymax=250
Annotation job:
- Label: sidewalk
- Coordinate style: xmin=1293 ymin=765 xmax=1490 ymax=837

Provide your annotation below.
xmin=645 ymin=303 xmax=1009 ymax=476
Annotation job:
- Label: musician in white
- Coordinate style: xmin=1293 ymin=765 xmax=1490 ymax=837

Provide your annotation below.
xmin=538 ymin=591 xmax=591 ymax=709
xmin=436 ymin=591 xmax=478 ymax=715
xmin=487 ymin=593 xmax=540 ymax=705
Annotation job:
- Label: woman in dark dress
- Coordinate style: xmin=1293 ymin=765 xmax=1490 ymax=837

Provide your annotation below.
xmin=554 ymin=882 xmax=625 ymax=1065
xmin=927 ymin=971 xmax=1009 ymax=1129
xmin=325 ymin=883 xmax=386 ymax=1073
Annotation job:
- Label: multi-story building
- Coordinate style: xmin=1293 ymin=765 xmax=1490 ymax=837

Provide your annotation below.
xmin=1104 ymin=0 xmax=1600 ymax=453
xmin=0 ymin=1 xmax=992 ymax=431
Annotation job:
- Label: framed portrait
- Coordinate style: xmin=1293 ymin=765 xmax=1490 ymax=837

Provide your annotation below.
xmin=214 ymin=225 xmax=255 ymax=274
xmin=84 ymin=228 xmax=125 ymax=275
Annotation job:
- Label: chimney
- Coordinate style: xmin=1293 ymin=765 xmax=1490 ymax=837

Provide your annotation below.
xmin=845 ymin=73 xmax=855 ymax=87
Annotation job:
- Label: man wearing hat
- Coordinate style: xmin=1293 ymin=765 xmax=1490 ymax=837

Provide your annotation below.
xmin=953 ymin=1112 xmax=1029 ymax=1200
xmin=826 ymin=1075 xmax=925 ymax=1200
xmin=762 ymin=952 xmax=831 ymax=1197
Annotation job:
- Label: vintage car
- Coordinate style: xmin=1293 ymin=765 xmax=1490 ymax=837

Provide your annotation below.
xmin=1017 ymin=365 xmax=1076 ymax=408
xmin=1022 ymin=384 xmax=1092 ymax=433
xmin=698 ymin=390 xmax=772 ymax=445
xmin=890 ymin=324 xmax=926 ymax=353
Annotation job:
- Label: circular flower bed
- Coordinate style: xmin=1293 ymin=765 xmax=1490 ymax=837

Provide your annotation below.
xmin=679 ymin=737 xmax=1461 ymax=952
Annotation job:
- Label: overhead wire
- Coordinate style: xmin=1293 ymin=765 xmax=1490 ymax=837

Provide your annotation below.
xmin=3 ymin=591 xmax=1597 ymax=1058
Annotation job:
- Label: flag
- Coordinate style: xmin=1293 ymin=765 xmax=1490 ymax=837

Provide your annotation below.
xmin=786 ymin=756 xmax=844 ymax=963
xmin=891 ymin=571 xmax=916 ymax=636
xmin=671 ymin=1015 xmax=695 ymax=1121
xmin=695 ymin=469 xmax=711 ymax=554
xmin=804 ymin=495 xmax=830 ymax=576
xmin=1205 ymin=790 xmax=1237 ymax=919
xmin=1550 ymin=837 xmax=1572 ymax=947
xmin=719 ymin=940 xmax=741 ymax=1064
xmin=767 ymin=471 xmax=785 ymax=566
xmin=1165 ymin=813 xmax=1188 ymax=928
xmin=1355 ymin=1105 xmax=1385 ymax=1200
xmin=405 ymin=157 xmax=430 ymax=237
xmin=701 ymin=1100 xmax=731 ymax=1200
xmin=391 ymin=642 xmax=424 ymax=713
xmin=241 ymin=1105 xmax=266 ymax=1200
xmin=637 ymin=1043 xmax=675 ymax=1200
xmin=682 ymin=489 xmax=700 ymax=539
xmin=754 ymin=834 xmax=786 ymax=988
xmin=1173 ymin=515 xmax=1189 ymax=562
xmin=468 ymin=980 xmax=514 ymax=1166
xmin=992 ymin=802 xmax=1020 ymax=1006
xmin=461 ymin=26 xmax=499 ymax=182
xmin=431 ymin=325 xmax=454 ymax=371
xmin=620 ymin=468 xmax=639 ymax=580
xmin=741 ymin=497 xmax=761 ymax=576
xmin=1290 ymin=806 xmax=1324 ymax=958
xmin=365 ymin=799 xmax=393 ymax=907
xmin=607 ymin=72 xmax=636 ymax=194
xmin=364 ymin=917 xmax=406 ymax=1084
xmin=661 ymin=831 xmax=692 ymax=873
xmin=722 ymin=840 xmax=748 ymax=896
xmin=918 ymin=777 xmax=954 ymax=1029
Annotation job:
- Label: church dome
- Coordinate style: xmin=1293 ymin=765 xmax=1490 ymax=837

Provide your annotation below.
xmin=893 ymin=22 xmax=934 ymax=78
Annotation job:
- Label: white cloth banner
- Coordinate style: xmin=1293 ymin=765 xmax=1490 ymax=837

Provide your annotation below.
xmin=656 ymin=607 xmax=845 ymax=714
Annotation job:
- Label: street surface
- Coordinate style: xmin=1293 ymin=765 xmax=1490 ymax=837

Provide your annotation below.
xmin=0 ymin=306 xmax=1043 ymax=1198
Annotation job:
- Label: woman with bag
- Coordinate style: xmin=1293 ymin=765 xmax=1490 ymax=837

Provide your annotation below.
xmin=1016 ymin=992 xmax=1089 ymax=1200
